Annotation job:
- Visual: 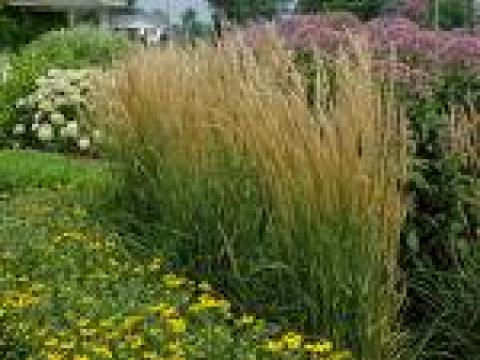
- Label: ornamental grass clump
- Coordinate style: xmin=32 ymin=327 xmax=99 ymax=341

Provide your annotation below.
xmin=96 ymin=29 xmax=408 ymax=359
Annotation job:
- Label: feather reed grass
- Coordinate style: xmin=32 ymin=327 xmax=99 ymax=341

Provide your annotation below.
xmin=94 ymin=28 xmax=409 ymax=359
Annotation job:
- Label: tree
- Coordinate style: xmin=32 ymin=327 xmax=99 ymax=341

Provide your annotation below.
xmin=296 ymin=0 xmax=387 ymax=20
xmin=181 ymin=8 xmax=210 ymax=38
xmin=208 ymin=0 xmax=290 ymax=24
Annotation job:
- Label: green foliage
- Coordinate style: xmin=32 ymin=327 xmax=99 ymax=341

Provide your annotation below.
xmin=0 ymin=26 xmax=129 ymax=148
xmin=406 ymin=243 xmax=480 ymax=359
xmin=0 ymin=150 xmax=107 ymax=194
xmin=179 ymin=8 xmax=214 ymax=41
xmin=400 ymin=70 xmax=480 ymax=269
xmin=209 ymin=0 xmax=289 ymax=23
xmin=424 ymin=0 xmax=474 ymax=29
xmin=0 ymin=7 xmax=66 ymax=51
xmin=296 ymin=0 xmax=386 ymax=20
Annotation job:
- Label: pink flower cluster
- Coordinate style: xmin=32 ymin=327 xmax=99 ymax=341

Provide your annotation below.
xmin=243 ymin=13 xmax=480 ymax=89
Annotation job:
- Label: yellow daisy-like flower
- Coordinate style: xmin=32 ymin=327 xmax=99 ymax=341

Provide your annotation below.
xmin=142 ymin=351 xmax=158 ymax=359
xmin=265 ymin=340 xmax=284 ymax=352
xmin=46 ymin=352 xmax=63 ymax=360
xmin=305 ymin=340 xmax=333 ymax=353
xmin=44 ymin=338 xmax=59 ymax=347
xmin=162 ymin=274 xmax=187 ymax=288
xmin=281 ymin=332 xmax=303 ymax=350
xmin=166 ymin=317 xmax=187 ymax=334
xmin=127 ymin=335 xmax=144 ymax=349
xmin=92 ymin=345 xmax=113 ymax=358
xmin=73 ymin=355 xmax=90 ymax=360
xmin=147 ymin=302 xmax=170 ymax=313
xmin=239 ymin=314 xmax=255 ymax=325
xmin=161 ymin=306 xmax=178 ymax=318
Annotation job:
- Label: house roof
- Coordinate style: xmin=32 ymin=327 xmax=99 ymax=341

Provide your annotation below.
xmin=110 ymin=13 xmax=163 ymax=29
xmin=9 ymin=0 xmax=129 ymax=8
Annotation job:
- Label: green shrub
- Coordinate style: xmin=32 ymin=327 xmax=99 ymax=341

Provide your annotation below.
xmin=96 ymin=35 xmax=408 ymax=359
xmin=0 ymin=25 xmax=130 ymax=147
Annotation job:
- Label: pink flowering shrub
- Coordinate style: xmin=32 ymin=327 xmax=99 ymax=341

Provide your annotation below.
xmin=244 ymin=13 xmax=480 ymax=85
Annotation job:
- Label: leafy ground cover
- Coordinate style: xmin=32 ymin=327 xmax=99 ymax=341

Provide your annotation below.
xmin=0 ymin=150 xmax=351 ymax=360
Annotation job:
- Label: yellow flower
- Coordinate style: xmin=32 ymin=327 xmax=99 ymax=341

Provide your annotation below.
xmin=92 ymin=345 xmax=113 ymax=358
xmin=46 ymin=352 xmax=63 ymax=360
xmin=3 ymin=291 xmax=40 ymax=308
xmin=167 ymin=318 xmax=187 ymax=334
xmin=281 ymin=332 xmax=302 ymax=350
xmin=161 ymin=306 xmax=178 ymax=318
xmin=143 ymin=351 xmax=158 ymax=359
xmin=162 ymin=274 xmax=187 ymax=288
xmin=44 ymin=338 xmax=59 ymax=347
xmin=305 ymin=340 xmax=333 ymax=353
xmin=74 ymin=355 xmax=90 ymax=360
xmin=239 ymin=314 xmax=255 ymax=325
xmin=127 ymin=335 xmax=144 ymax=349
xmin=147 ymin=302 xmax=170 ymax=313
xmin=265 ymin=340 xmax=284 ymax=352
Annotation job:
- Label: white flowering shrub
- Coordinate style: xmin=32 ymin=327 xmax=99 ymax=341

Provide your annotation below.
xmin=11 ymin=68 xmax=102 ymax=154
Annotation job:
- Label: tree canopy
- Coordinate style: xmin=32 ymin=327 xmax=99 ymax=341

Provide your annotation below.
xmin=208 ymin=0 xmax=289 ymax=24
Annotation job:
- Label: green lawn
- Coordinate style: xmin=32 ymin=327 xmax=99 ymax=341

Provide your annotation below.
xmin=0 ymin=150 xmax=350 ymax=360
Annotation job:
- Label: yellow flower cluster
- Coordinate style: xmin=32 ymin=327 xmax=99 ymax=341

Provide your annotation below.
xmin=0 ymin=284 xmax=44 ymax=310
xmin=264 ymin=331 xmax=352 ymax=359
xmin=188 ymin=293 xmax=231 ymax=313
xmin=1 ymin=195 xmax=354 ymax=360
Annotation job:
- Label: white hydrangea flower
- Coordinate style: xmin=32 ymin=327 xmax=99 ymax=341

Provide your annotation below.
xmin=50 ymin=112 xmax=65 ymax=125
xmin=38 ymin=100 xmax=53 ymax=112
xmin=78 ymin=137 xmax=91 ymax=150
xmin=13 ymin=124 xmax=25 ymax=135
xmin=31 ymin=122 xmax=40 ymax=131
xmin=37 ymin=123 xmax=53 ymax=141
xmin=63 ymin=121 xmax=78 ymax=138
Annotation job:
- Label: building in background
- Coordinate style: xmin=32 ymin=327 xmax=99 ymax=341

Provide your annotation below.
xmin=8 ymin=0 xmax=215 ymax=44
